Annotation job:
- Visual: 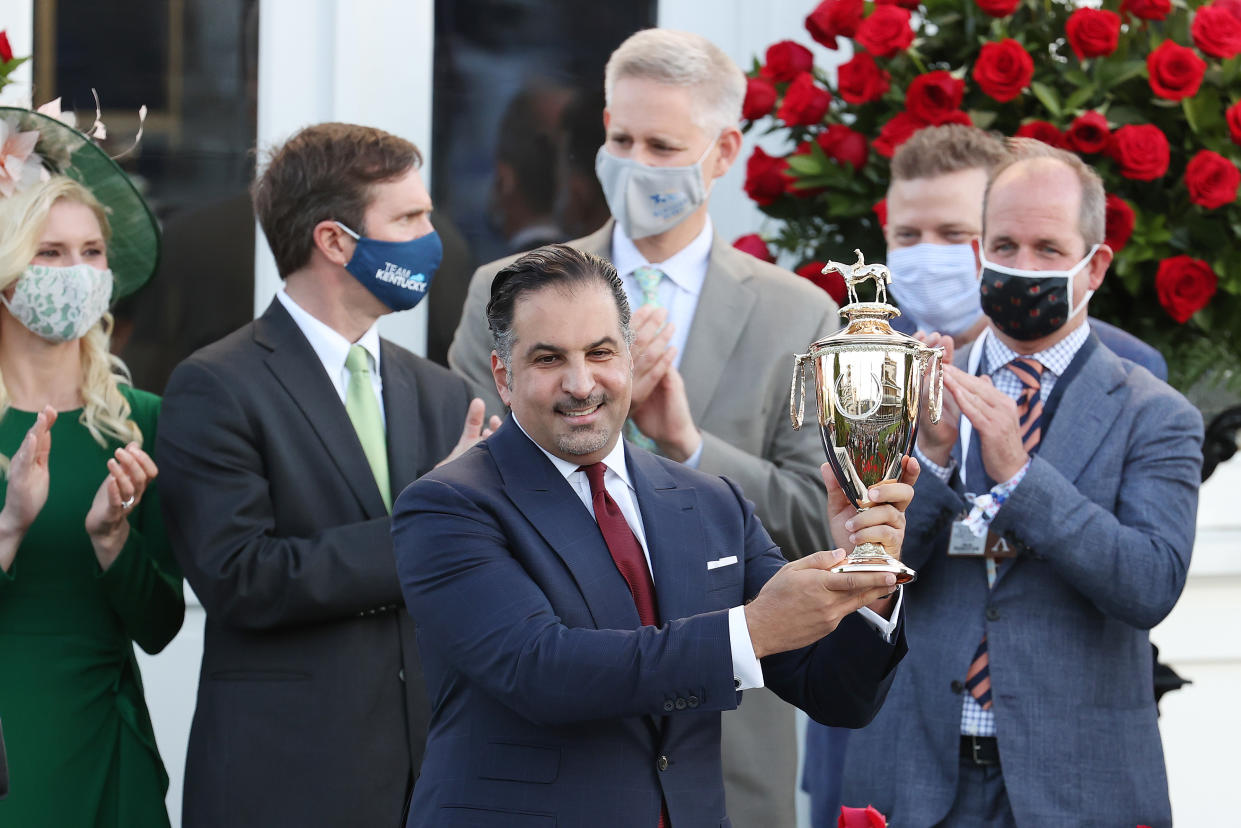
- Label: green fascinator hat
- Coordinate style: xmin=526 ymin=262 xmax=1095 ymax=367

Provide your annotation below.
xmin=0 ymin=100 xmax=160 ymax=299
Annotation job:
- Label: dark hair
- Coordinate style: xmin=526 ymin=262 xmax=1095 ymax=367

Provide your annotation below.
xmin=486 ymin=244 xmax=632 ymax=368
xmin=252 ymin=122 xmax=421 ymax=277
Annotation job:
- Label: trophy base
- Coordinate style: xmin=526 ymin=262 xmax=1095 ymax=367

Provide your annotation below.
xmin=830 ymin=542 xmax=917 ymax=585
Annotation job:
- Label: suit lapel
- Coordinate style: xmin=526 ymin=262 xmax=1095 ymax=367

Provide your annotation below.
xmin=678 ymin=236 xmax=757 ymax=422
xmin=256 ymin=300 xmax=389 ymax=519
xmin=380 ymin=342 xmax=427 ymax=493
xmin=627 ymin=446 xmax=703 ymax=625
xmin=488 ymin=421 xmax=641 ymax=631
xmin=1035 ymin=342 xmax=1126 ymax=486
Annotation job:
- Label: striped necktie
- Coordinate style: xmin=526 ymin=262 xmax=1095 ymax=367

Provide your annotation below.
xmin=965 ymin=357 xmax=1045 ymax=710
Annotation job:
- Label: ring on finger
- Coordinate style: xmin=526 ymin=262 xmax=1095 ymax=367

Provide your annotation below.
xmin=121 ymin=495 xmax=136 ymax=510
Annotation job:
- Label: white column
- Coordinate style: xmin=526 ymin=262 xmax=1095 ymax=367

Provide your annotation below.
xmin=255 ymin=0 xmax=436 ymax=355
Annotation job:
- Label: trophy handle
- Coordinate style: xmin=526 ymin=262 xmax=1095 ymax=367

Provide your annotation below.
xmin=927 ymin=346 xmax=944 ymax=425
xmin=790 ymin=352 xmax=812 ymax=430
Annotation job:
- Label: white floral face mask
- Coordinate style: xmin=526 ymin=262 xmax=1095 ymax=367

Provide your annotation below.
xmin=1 ymin=264 xmax=113 ymax=342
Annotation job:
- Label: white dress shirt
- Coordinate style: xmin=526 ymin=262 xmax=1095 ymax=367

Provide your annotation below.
xmin=276 ymin=287 xmax=386 ymax=426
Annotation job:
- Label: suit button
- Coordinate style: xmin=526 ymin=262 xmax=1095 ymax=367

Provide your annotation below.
xmin=663 ymin=700 xmax=675 ymax=712
xmin=656 ymin=755 xmax=669 ymax=772
xmin=950 ymin=680 xmax=964 ymax=694
xmin=985 ymin=607 xmax=1001 ymax=621
xmin=675 ymin=698 xmax=687 ymax=710
xmin=687 ymin=695 xmax=699 ymax=708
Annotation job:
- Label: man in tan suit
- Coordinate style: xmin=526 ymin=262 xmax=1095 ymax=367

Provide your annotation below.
xmin=449 ymin=29 xmax=849 ymax=826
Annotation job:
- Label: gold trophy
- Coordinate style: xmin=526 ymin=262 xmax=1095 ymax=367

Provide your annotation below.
xmin=790 ymin=251 xmax=944 ymax=584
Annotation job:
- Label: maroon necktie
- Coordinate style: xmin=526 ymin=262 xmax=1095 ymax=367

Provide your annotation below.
xmin=579 ymin=463 xmax=668 ymax=827
xmin=580 ymin=462 xmax=660 ymax=626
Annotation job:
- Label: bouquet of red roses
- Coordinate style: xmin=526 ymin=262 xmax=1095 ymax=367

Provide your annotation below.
xmin=738 ymin=0 xmax=1241 ymax=393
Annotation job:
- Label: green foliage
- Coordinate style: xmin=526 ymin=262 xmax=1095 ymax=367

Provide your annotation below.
xmin=742 ymin=0 xmax=1241 ymax=395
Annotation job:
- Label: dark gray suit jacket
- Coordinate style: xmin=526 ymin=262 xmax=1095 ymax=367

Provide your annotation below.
xmin=158 ymin=299 xmax=471 ymax=828
xmin=840 ymin=335 xmax=1202 ymax=827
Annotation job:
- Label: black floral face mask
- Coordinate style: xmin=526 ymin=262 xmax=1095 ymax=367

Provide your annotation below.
xmin=978 ymin=245 xmax=1098 ymax=341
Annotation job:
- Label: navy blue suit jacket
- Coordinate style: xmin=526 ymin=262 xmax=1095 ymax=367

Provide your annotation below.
xmin=392 ymin=420 xmax=905 ymax=828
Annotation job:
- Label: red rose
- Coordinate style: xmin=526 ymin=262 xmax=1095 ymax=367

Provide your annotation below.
xmin=744 ymin=147 xmax=790 ymax=206
xmin=874 ymin=111 xmax=929 ymax=157
xmin=733 ymin=233 xmax=775 ymax=263
xmin=743 ymin=77 xmax=778 ymax=121
xmin=873 ymin=199 xmax=888 ymax=227
xmin=762 ymin=40 xmax=815 ymax=82
xmin=935 ymin=110 xmax=973 ymax=127
xmin=1121 ymin=0 xmax=1171 ymax=20
xmin=1155 ymin=256 xmax=1217 ymax=323
xmin=1228 ymin=100 xmax=1241 ymax=145
xmin=1065 ymin=8 xmax=1121 ymax=59
xmin=819 ymin=123 xmax=869 ymax=169
xmin=1146 ymin=40 xmax=1206 ymax=101
xmin=856 ymin=6 xmax=915 ymax=58
xmin=778 ymin=73 xmax=832 ymax=126
xmin=1015 ymin=120 xmax=1065 ymax=147
xmin=1064 ymin=111 xmax=1110 ymax=154
xmin=1217 ymin=0 xmax=1241 ymax=20
xmin=796 ymin=261 xmax=849 ymax=305
xmin=1192 ymin=5 xmax=1241 ymax=59
xmin=0 ymin=31 xmax=12 ymax=64
xmin=806 ymin=0 xmax=865 ymax=50
xmin=1184 ymin=149 xmax=1241 ymax=208
xmin=1104 ymin=194 xmax=1135 ymax=252
xmin=837 ymin=51 xmax=891 ymax=104
xmin=838 ymin=805 xmax=888 ymax=828
xmin=973 ymin=39 xmax=1035 ymax=102
xmin=904 ymin=71 xmax=965 ymax=124
xmin=975 ymin=0 xmax=1020 ymax=18
xmin=1107 ymin=124 xmax=1170 ymax=180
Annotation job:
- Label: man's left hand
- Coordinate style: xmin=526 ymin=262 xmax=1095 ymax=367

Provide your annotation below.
xmin=822 ymin=455 xmax=918 ymax=618
xmin=943 ymin=365 xmax=1029 ymax=483
xmin=629 ymin=362 xmax=701 ymax=462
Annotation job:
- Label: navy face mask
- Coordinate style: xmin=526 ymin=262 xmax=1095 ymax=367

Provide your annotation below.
xmin=334 ymin=221 xmax=442 ymax=311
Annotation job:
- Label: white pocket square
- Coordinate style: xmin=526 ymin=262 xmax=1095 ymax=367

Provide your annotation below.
xmin=706 ymin=555 xmax=738 ymax=570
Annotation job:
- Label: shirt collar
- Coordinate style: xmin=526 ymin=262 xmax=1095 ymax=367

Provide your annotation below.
xmin=610 ymin=217 xmax=713 ymax=296
xmin=277 ymin=286 xmax=382 ymax=375
xmin=982 ymin=318 xmax=1091 ymax=379
xmin=510 ymin=414 xmax=634 ymax=491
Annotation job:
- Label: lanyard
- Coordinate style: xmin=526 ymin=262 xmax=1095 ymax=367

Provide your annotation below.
xmin=957 ymin=327 xmax=990 ymax=491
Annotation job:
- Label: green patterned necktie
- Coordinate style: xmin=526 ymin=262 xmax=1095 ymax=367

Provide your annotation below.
xmin=633 ymin=266 xmax=665 ymax=308
xmin=345 ymin=344 xmax=391 ymax=510
xmin=627 ymin=266 xmax=667 ymax=453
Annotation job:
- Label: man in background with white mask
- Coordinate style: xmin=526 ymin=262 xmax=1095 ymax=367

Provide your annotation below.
xmin=838 ymin=139 xmax=1202 ymax=827
xmin=449 ymin=28 xmax=849 ymax=827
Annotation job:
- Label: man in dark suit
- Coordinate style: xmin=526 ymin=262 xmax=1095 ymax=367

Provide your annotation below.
xmin=158 ymin=123 xmax=495 ymax=827
xmin=839 ymin=140 xmax=1202 ymax=826
xmin=395 ymin=244 xmax=913 ymax=828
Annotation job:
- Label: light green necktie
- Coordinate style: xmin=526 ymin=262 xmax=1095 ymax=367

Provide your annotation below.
xmin=626 ymin=266 xmax=667 ymax=452
xmin=633 ymin=266 xmax=665 ymax=308
xmin=345 ymin=344 xmax=391 ymax=510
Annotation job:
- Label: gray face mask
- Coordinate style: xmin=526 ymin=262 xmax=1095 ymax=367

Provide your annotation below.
xmin=594 ymin=139 xmax=715 ymax=240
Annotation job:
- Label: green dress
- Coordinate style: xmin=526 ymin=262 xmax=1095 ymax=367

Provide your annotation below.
xmin=0 ymin=386 xmax=184 ymax=827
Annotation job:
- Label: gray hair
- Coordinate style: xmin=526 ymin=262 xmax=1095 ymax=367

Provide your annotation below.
xmin=983 ymin=138 xmax=1106 ymax=251
xmin=604 ymin=29 xmax=745 ymax=134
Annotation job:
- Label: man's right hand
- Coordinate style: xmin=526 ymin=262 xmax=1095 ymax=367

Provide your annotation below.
xmin=914 ymin=331 xmax=960 ymax=467
xmin=628 ymin=305 xmax=676 ymax=410
xmin=743 ymin=550 xmax=898 ymax=659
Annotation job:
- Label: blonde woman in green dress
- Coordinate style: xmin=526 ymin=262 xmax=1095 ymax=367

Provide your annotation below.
xmin=0 ymin=105 xmax=181 ymax=826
